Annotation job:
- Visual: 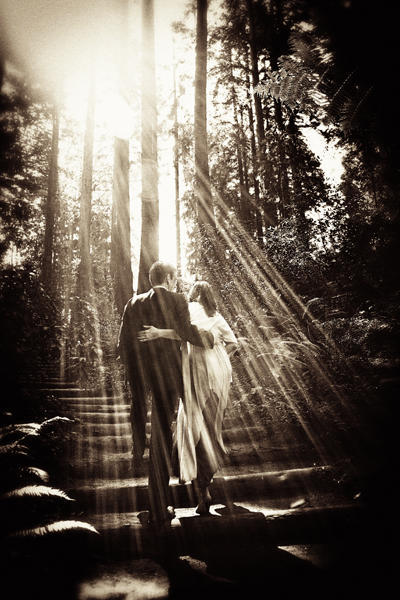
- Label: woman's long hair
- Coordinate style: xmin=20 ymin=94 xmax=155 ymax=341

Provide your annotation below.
xmin=188 ymin=281 xmax=217 ymax=317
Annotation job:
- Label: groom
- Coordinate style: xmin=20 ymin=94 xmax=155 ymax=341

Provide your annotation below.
xmin=117 ymin=261 xmax=214 ymax=529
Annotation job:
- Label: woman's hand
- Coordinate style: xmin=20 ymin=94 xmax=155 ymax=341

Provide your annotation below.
xmin=137 ymin=325 xmax=162 ymax=342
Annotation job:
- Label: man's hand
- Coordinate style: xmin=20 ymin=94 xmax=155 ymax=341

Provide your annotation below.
xmin=213 ymin=331 xmax=224 ymax=345
xmin=137 ymin=325 xmax=161 ymax=342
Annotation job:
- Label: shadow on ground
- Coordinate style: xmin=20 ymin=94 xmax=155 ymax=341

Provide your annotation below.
xmin=153 ymin=503 xmax=394 ymax=600
xmin=5 ymin=501 xmax=394 ymax=599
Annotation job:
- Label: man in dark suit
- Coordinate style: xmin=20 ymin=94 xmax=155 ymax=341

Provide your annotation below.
xmin=117 ymin=261 xmax=214 ymax=528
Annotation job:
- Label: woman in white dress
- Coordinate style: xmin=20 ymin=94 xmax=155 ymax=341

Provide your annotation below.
xmin=139 ymin=281 xmax=237 ymax=514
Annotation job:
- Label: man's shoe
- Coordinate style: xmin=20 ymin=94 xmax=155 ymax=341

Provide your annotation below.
xmin=150 ymin=505 xmax=176 ymax=526
xmin=131 ymin=458 xmax=146 ymax=477
xmin=138 ymin=506 xmax=176 ymax=529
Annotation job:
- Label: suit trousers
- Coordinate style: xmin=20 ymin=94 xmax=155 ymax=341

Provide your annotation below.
xmin=129 ymin=376 xmax=147 ymax=463
xmin=147 ymin=374 xmax=180 ymax=523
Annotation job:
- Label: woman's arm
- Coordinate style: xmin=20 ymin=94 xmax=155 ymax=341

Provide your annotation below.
xmin=137 ymin=325 xmax=181 ymax=342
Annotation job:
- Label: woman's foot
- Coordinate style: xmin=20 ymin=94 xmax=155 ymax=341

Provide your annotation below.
xmin=195 ymin=487 xmax=212 ymax=515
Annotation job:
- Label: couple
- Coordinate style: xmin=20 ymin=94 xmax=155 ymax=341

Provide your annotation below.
xmin=117 ymin=261 xmax=237 ymax=530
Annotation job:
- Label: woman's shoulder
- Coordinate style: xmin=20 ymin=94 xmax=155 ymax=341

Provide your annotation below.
xmin=189 ymin=301 xmax=203 ymax=315
xmin=189 ymin=302 xmax=217 ymax=325
xmin=215 ymin=311 xmax=227 ymax=323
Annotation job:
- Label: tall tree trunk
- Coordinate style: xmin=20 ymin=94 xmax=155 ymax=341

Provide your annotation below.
xmin=173 ymin=55 xmax=181 ymax=277
xmin=245 ymin=57 xmax=264 ymax=241
xmin=195 ymin=0 xmax=215 ymax=229
xmin=238 ymin=104 xmax=250 ymax=195
xmin=60 ymin=217 xmax=73 ymax=381
xmin=111 ymin=0 xmax=133 ymax=313
xmin=71 ymin=75 xmax=96 ymax=384
xmin=274 ymin=98 xmax=290 ymax=220
xmin=78 ymin=76 xmax=95 ymax=299
xmin=245 ymin=0 xmax=277 ymax=227
xmin=112 ymin=137 xmax=133 ymax=313
xmin=245 ymin=0 xmax=264 ymax=147
xmin=138 ymin=0 xmax=159 ymax=293
xmin=270 ymin=0 xmax=291 ymax=219
xmin=42 ymin=103 xmax=60 ymax=289
xmin=230 ymin=48 xmax=249 ymax=226
xmin=287 ymin=112 xmax=303 ymax=207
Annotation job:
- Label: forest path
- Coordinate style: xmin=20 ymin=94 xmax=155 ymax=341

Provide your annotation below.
xmin=44 ymin=379 xmax=386 ymax=599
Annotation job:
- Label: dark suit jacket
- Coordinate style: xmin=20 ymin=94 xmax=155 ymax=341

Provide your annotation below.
xmin=117 ymin=287 xmax=214 ymax=399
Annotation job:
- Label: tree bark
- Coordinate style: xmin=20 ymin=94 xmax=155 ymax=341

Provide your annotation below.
xmin=42 ymin=103 xmax=59 ymax=290
xmin=111 ymin=0 xmax=133 ymax=313
xmin=270 ymin=0 xmax=291 ymax=219
xmin=60 ymin=218 xmax=73 ymax=381
xmin=245 ymin=0 xmax=278 ymax=227
xmin=195 ymin=0 xmax=215 ymax=229
xmin=244 ymin=56 xmax=264 ymax=240
xmin=138 ymin=0 xmax=159 ymax=293
xmin=229 ymin=48 xmax=249 ymax=226
xmin=112 ymin=137 xmax=133 ymax=313
xmin=78 ymin=75 xmax=95 ymax=299
xmin=173 ymin=55 xmax=181 ymax=277
xmin=245 ymin=0 xmax=265 ymax=148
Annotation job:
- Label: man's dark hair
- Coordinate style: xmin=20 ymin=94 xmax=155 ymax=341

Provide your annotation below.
xmin=149 ymin=261 xmax=177 ymax=286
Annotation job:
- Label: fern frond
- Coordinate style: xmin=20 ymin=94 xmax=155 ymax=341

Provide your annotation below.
xmin=38 ymin=416 xmax=74 ymax=435
xmin=0 ymin=441 xmax=28 ymax=456
xmin=1 ymin=485 xmax=74 ymax=501
xmin=0 ymin=423 xmax=40 ymax=445
xmin=0 ymin=443 xmax=30 ymax=469
xmin=0 ymin=465 xmax=50 ymax=494
xmin=23 ymin=467 xmax=50 ymax=484
xmin=9 ymin=520 xmax=99 ymax=538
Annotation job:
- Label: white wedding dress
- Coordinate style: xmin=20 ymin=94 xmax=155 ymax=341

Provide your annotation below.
xmin=176 ymin=301 xmax=237 ymax=483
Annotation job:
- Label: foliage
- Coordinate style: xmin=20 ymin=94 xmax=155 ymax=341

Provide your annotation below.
xmin=0 ymin=265 xmax=62 ymax=421
xmin=0 ymin=416 xmax=98 ymax=597
xmin=0 ymin=67 xmax=52 ymax=263
xmin=0 ymin=417 xmax=96 ymax=534
xmin=254 ymin=54 xmax=327 ymax=113
xmin=185 ymin=218 xmax=397 ymax=471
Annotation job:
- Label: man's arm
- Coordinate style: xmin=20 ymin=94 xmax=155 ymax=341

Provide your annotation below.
xmin=117 ymin=299 xmax=136 ymax=363
xmin=137 ymin=326 xmax=180 ymax=342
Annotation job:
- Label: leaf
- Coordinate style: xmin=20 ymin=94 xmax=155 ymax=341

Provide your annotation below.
xmin=1 ymin=485 xmax=74 ymax=502
xmin=8 ymin=520 xmax=99 ymax=539
xmin=0 ymin=443 xmax=30 ymax=468
xmin=0 ymin=465 xmax=50 ymax=494
xmin=24 ymin=467 xmax=50 ymax=483
xmin=0 ymin=423 xmax=40 ymax=445
xmin=38 ymin=416 xmax=74 ymax=434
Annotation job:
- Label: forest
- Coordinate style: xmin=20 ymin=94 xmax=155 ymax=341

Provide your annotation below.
xmin=0 ymin=0 xmax=398 ymax=589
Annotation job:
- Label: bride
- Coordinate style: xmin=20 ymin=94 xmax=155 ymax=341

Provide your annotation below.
xmin=138 ymin=280 xmax=237 ymax=514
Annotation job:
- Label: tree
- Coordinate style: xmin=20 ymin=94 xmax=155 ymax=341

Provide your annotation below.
xmin=244 ymin=0 xmax=279 ymax=226
xmin=111 ymin=0 xmax=133 ymax=314
xmin=77 ymin=75 xmax=95 ymax=299
xmin=138 ymin=0 xmax=159 ymax=292
xmin=172 ymin=51 xmax=182 ymax=276
xmin=111 ymin=137 xmax=133 ymax=313
xmin=194 ymin=0 xmax=215 ymax=229
xmin=41 ymin=102 xmax=60 ymax=290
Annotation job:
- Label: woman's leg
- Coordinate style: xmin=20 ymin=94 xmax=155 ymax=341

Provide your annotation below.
xmin=194 ymin=392 xmax=224 ymax=513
